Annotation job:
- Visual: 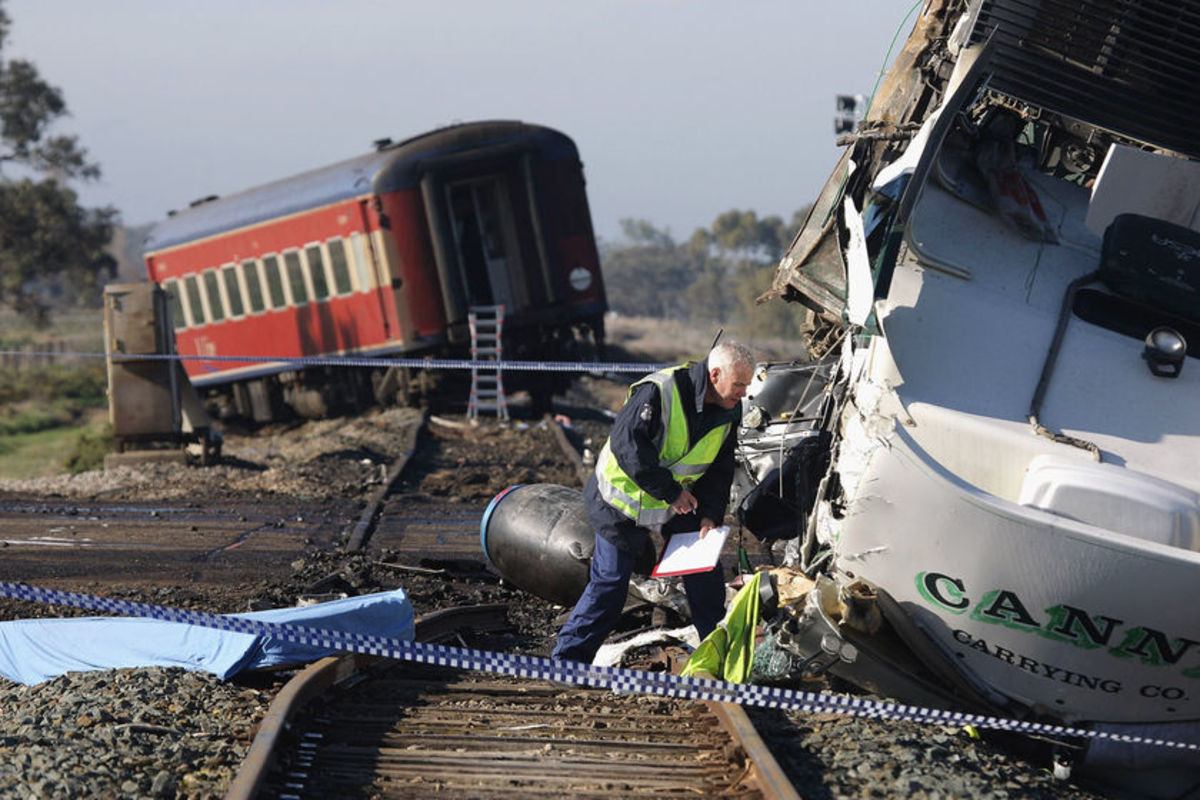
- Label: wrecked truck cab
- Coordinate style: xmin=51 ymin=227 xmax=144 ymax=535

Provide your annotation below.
xmin=759 ymin=0 xmax=1200 ymax=792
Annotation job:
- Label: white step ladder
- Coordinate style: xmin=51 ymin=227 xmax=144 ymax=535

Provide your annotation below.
xmin=467 ymin=304 xmax=509 ymax=421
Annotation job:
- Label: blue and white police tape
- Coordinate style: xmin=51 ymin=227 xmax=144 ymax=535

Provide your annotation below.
xmin=1 ymin=581 xmax=1197 ymax=754
xmin=0 ymin=350 xmax=667 ymax=374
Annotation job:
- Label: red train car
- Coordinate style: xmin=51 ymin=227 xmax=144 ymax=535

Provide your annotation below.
xmin=143 ymin=120 xmax=607 ymax=420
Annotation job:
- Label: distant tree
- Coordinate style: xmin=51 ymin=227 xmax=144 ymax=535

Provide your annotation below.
xmin=730 ymin=261 xmax=808 ymax=340
xmin=601 ymin=219 xmax=695 ymax=318
xmin=619 ymin=218 xmax=676 ymax=250
xmin=784 ymin=206 xmax=811 ymax=245
xmin=709 ymin=209 xmax=785 ymax=262
xmin=0 ymin=1 xmax=115 ymax=323
xmin=683 ymin=261 xmax=735 ymax=324
xmin=684 ymin=227 xmax=712 ymax=262
xmin=729 ymin=204 xmax=813 ymax=340
xmin=599 ymin=207 xmax=812 ymax=333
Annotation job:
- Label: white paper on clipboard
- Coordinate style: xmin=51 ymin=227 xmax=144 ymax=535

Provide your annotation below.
xmin=651 ymin=526 xmax=729 ymax=578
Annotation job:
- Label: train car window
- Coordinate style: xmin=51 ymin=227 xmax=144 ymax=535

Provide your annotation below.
xmin=305 ymin=244 xmax=330 ymax=301
xmin=262 ymin=255 xmax=286 ymax=309
xmin=203 ymin=269 xmax=226 ymax=322
xmin=242 ymin=259 xmax=266 ymax=313
xmin=350 ymin=232 xmax=371 ymax=291
xmin=163 ymin=279 xmax=188 ymax=330
xmin=222 ymin=264 xmax=245 ymax=318
xmin=284 ymin=250 xmax=308 ymax=305
xmin=327 ymin=238 xmax=353 ymax=295
xmin=184 ymin=274 xmax=206 ymax=326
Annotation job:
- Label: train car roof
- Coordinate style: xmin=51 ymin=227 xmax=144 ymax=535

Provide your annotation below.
xmin=143 ymin=120 xmax=578 ymax=254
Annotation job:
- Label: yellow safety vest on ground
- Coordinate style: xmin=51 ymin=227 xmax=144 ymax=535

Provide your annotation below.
xmin=681 ymin=571 xmax=762 ymax=683
xmin=595 ymin=365 xmax=731 ymax=527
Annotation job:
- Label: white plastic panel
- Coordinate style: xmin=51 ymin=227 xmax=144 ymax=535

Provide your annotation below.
xmin=1019 ymin=454 xmax=1200 ymax=551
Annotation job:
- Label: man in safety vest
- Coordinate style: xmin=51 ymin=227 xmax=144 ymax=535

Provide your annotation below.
xmin=552 ymin=341 xmax=756 ymax=664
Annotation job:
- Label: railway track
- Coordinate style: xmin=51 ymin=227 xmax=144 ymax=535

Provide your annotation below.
xmin=0 ymin=496 xmax=356 ymax=587
xmin=0 ymin=410 xmax=560 ymax=591
xmin=230 ymin=607 xmax=800 ymax=800
xmin=1 ymin=401 xmax=801 ymax=797
xmin=219 ymin=410 xmax=798 ymax=799
xmin=358 ymin=411 xmax=772 ymax=576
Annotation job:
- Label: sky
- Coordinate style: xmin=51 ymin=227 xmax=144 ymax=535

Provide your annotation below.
xmin=5 ymin=0 xmax=916 ymax=244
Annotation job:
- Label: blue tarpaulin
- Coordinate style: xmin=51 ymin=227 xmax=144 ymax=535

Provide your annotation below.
xmin=0 ymin=589 xmax=414 ymax=686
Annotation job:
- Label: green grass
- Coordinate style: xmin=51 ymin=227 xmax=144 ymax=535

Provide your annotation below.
xmin=0 ymin=409 xmax=111 ymax=478
xmin=0 ymin=308 xmax=117 ymax=477
xmin=0 ymin=357 xmax=113 ymax=477
xmin=63 ymin=418 xmax=116 ymax=474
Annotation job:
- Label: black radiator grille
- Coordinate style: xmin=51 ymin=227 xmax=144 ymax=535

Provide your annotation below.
xmin=969 ymin=0 xmax=1200 ymax=158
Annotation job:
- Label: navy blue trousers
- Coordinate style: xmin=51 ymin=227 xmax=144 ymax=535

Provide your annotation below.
xmin=551 ymin=527 xmax=726 ymax=664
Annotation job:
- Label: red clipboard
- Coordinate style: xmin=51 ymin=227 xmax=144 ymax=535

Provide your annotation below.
xmin=650 ymin=526 xmax=729 ymax=577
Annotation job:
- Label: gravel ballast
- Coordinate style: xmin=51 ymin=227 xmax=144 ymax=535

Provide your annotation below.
xmin=0 ymin=667 xmax=277 ymax=799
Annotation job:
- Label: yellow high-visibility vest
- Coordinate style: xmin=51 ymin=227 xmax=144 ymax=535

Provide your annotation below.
xmin=595 ymin=365 xmax=731 ymax=527
xmin=681 ymin=571 xmax=762 ymax=683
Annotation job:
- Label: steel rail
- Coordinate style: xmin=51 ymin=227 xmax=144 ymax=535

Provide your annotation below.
xmin=236 ymin=666 xmax=800 ymax=799
xmin=225 ymin=603 xmax=510 ymax=800
xmin=230 ymin=402 xmax=799 ymax=798
xmin=707 ymin=701 xmax=802 ymax=800
xmin=544 ymin=412 xmax=589 ymax=487
xmin=227 ymin=601 xmax=799 ymax=799
xmin=345 ymin=409 xmax=427 ymax=551
xmin=343 ymin=409 xmax=581 ymax=552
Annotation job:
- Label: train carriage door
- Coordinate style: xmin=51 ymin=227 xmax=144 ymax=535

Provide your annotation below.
xmin=446 ymin=176 xmax=518 ymax=309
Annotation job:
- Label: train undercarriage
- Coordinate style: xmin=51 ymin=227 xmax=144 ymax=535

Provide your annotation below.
xmin=204 ymin=316 xmax=606 ymax=423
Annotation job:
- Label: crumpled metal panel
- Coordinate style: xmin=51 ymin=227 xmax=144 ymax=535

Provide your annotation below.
xmin=768 ymin=0 xmax=960 ymax=322
xmin=767 ymin=150 xmax=852 ymax=322
xmin=969 ymin=0 xmax=1200 ymax=159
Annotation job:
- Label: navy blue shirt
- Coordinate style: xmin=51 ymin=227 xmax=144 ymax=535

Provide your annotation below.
xmin=585 ymin=359 xmax=742 ymax=545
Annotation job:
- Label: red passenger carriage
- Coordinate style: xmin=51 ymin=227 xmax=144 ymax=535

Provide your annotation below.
xmin=143 ymin=120 xmax=607 ymax=420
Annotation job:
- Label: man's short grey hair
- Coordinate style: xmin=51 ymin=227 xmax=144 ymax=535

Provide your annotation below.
xmin=708 ymin=341 xmax=755 ymax=373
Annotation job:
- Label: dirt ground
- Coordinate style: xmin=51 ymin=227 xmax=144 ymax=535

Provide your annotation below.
xmin=0 ymin=377 xmax=617 ymax=633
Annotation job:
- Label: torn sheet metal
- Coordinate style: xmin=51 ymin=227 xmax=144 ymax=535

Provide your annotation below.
xmin=593 ymin=626 xmax=701 ymax=667
xmin=842 ymin=195 xmax=875 ymax=327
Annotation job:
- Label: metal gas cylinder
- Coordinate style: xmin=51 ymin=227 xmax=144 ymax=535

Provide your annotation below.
xmin=480 ymin=483 xmax=594 ymax=607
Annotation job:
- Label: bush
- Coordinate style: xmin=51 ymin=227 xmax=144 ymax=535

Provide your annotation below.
xmin=43 ymin=361 xmax=108 ymax=403
xmin=0 ymin=361 xmax=107 ymax=405
xmin=0 ymin=403 xmax=76 ymax=436
xmin=64 ymin=423 xmax=114 ymax=474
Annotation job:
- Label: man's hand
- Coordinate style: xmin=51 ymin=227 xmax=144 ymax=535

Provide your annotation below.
xmin=670 ymin=488 xmax=698 ymax=516
xmin=698 ymin=518 xmax=718 ymax=538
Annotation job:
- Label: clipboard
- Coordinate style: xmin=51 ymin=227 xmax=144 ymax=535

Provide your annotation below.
xmin=650 ymin=526 xmax=729 ymax=578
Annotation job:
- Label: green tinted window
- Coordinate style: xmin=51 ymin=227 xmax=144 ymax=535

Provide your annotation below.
xmin=262 ymin=256 xmax=285 ymax=309
xmin=284 ymin=251 xmax=308 ymax=305
xmin=243 ymin=260 xmax=265 ymax=313
xmin=263 ymin=255 xmax=286 ymax=309
xmin=184 ymin=274 xmax=205 ymax=325
xmin=203 ymin=270 xmax=225 ymax=322
xmin=222 ymin=265 xmax=244 ymax=317
xmin=306 ymin=245 xmax=329 ymax=300
xmin=327 ymin=239 xmax=352 ymax=295
xmin=165 ymin=280 xmax=187 ymax=330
